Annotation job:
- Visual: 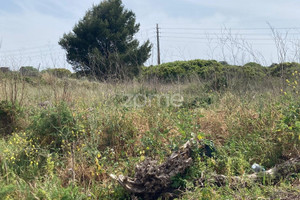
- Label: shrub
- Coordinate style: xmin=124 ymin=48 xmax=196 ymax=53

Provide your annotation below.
xmin=0 ymin=101 xmax=22 ymax=136
xmin=29 ymin=102 xmax=78 ymax=151
xmin=0 ymin=131 xmax=44 ymax=180
xmin=100 ymin=110 xmax=137 ymax=156
xmin=142 ymin=59 xmax=268 ymax=90
xmin=143 ymin=59 xmax=223 ymax=82
xmin=275 ymin=70 xmax=300 ymax=158
xmin=0 ymin=67 xmax=10 ymax=73
xmin=269 ymin=62 xmax=300 ymax=77
xmin=242 ymin=62 xmax=267 ymax=79
xmin=42 ymin=68 xmax=72 ymax=78
xmin=19 ymin=66 xmax=39 ymax=77
xmin=276 ymin=101 xmax=300 ymax=158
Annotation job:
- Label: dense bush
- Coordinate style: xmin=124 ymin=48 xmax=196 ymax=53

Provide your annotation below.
xmin=269 ymin=62 xmax=300 ymax=77
xmin=42 ymin=68 xmax=72 ymax=78
xmin=19 ymin=66 xmax=39 ymax=77
xmin=29 ymin=102 xmax=78 ymax=151
xmin=277 ymin=101 xmax=300 ymax=158
xmin=142 ymin=60 xmax=223 ymax=82
xmin=0 ymin=101 xmax=22 ymax=136
xmin=142 ymin=60 xmax=300 ymax=88
xmin=0 ymin=67 xmax=10 ymax=73
xmin=142 ymin=59 xmax=269 ymax=90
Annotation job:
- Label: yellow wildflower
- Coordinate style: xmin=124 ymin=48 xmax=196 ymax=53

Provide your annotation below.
xmin=197 ymin=134 xmax=204 ymax=141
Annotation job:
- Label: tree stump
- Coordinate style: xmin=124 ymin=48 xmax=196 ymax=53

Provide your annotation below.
xmin=110 ymin=140 xmax=193 ymax=199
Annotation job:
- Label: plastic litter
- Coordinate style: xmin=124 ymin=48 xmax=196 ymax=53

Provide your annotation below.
xmin=251 ymin=163 xmax=265 ymax=173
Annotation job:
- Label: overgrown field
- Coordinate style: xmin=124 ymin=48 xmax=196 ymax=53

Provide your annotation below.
xmin=0 ymin=66 xmax=300 ymax=199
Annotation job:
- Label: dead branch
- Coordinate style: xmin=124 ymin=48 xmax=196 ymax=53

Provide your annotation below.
xmin=110 ymin=140 xmax=193 ymax=199
xmin=209 ymin=157 xmax=300 ymax=187
xmin=110 ymin=139 xmax=300 ymax=199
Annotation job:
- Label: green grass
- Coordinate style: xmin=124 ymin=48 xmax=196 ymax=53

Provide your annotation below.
xmin=0 ymin=72 xmax=299 ymax=199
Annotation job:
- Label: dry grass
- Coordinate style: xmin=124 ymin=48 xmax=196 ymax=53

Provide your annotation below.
xmin=198 ymin=109 xmax=229 ymax=145
xmin=0 ymin=73 xmax=299 ymax=199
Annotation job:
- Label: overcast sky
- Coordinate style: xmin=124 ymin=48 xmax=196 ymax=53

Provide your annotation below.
xmin=1 ymin=0 xmax=300 ymax=70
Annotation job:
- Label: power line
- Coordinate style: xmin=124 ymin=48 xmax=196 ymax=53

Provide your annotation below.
xmin=160 ymin=36 xmax=269 ymax=40
xmin=161 ymin=27 xmax=300 ymax=31
xmin=160 ymin=38 xmax=276 ymax=46
xmin=160 ymin=32 xmax=274 ymax=36
xmin=0 ymin=49 xmax=65 ymax=58
xmin=159 ymin=35 xmax=300 ymax=41
xmin=0 ymin=47 xmax=63 ymax=57
xmin=159 ymin=32 xmax=300 ymax=37
xmin=0 ymin=44 xmax=59 ymax=53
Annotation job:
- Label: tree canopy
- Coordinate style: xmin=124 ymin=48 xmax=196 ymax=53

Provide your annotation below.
xmin=59 ymin=0 xmax=151 ymax=80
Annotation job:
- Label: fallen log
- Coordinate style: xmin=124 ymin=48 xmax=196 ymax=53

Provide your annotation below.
xmin=110 ymin=139 xmax=300 ymax=199
xmin=110 ymin=140 xmax=193 ymax=199
xmin=209 ymin=156 xmax=300 ymax=187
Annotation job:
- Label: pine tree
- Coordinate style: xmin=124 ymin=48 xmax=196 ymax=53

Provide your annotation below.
xmin=59 ymin=0 xmax=152 ymax=80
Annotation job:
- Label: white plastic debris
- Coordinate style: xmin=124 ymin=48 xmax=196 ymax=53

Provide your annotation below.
xmin=251 ymin=163 xmax=265 ymax=173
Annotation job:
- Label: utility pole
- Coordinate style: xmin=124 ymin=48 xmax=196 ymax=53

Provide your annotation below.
xmin=156 ymin=24 xmax=161 ymax=65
